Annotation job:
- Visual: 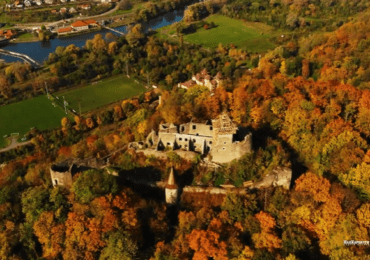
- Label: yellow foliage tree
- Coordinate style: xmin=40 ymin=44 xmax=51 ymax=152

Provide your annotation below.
xmin=187 ymin=229 xmax=228 ymax=260
xmin=339 ymin=162 xmax=370 ymax=199
xmin=137 ymin=121 xmax=148 ymax=135
xmin=356 ymin=203 xmax=370 ymax=228
xmin=252 ymin=211 xmax=282 ymax=252
xmin=280 ymin=60 xmax=287 ymax=75
xmin=295 ymin=172 xmax=331 ymax=202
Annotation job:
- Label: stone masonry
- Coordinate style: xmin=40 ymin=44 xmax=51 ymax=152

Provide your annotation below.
xmin=142 ymin=113 xmax=252 ymax=164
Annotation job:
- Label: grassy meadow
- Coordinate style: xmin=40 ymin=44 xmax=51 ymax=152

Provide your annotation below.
xmin=55 ymin=75 xmax=146 ymax=113
xmin=0 ymin=95 xmax=67 ymax=148
xmin=158 ymin=15 xmax=277 ymax=53
xmin=0 ymin=75 xmax=146 ymax=148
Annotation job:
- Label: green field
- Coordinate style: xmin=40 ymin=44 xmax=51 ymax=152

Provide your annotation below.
xmin=56 ymin=75 xmax=146 ymax=113
xmin=159 ymin=15 xmax=277 ymax=53
xmin=0 ymin=96 xmax=68 ymax=148
xmin=186 ymin=15 xmax=276 ymax=52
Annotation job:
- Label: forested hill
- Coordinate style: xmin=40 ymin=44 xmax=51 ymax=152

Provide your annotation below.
xmin=256 ymin=8 xmax=370 ymax=85
xmin=1 ymin=2 xmax=370 ymax=260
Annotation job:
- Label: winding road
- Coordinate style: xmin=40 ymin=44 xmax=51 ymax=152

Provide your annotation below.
xmin=0 ymin=137 xmax=32 ymax=153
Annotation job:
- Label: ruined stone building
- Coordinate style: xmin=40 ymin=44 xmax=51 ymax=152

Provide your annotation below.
xmin=50 ymin=158 xmax=106 ymax=189
xmin=178 ymin=69 xmax=223 ymax=91
xmin=50 ymin=161 xmax=76 ymax=189
xmin=142 ymin=113 xmax=252 ymax=164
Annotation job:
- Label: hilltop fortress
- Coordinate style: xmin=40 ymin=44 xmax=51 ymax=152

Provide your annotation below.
xmin=132 ymin=113 xmax=252 ymax=164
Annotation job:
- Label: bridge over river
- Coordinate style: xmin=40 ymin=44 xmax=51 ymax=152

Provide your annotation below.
xmin=0 ymin=49 xmax=42 ymax=68
xmin=100 ymin=25 xmax=125 ymax=36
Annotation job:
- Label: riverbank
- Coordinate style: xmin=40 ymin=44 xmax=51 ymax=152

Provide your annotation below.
xmin=0 ymin=6 xmax=186 ymax=64
xmin=8 ymin=15 xmax=132 ymax=43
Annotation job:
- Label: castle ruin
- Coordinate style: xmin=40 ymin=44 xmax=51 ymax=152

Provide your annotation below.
xmin=140 ymin=113 xmax=252 ymax=164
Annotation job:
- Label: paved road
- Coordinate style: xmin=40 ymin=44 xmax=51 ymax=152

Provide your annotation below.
xmin=15 ymin=3 xmax=121 ymax=28
xmin=0 ymin=137 xmax=32 ymax=153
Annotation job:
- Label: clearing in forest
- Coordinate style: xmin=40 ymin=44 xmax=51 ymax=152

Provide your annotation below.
xmin=185 ymin=15 xmax=276 ymax=52
xmin=55 ymin=75 xmax=146 ymax=113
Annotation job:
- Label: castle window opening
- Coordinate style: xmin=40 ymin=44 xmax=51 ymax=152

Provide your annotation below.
xmin=182 ymin=126 xmax=185 ymax=132
xmin=185 ymin=138 xmax=188 ymax=141
xmin=196 ymin=133 xmax=199 ymax=136
xmin=179 ymin=138 xmax=182 ymax=141
xmin=54 ymin=179 xmax=58 ymax=185
xmin=210 ymin=126 xmax=213 ymax=130
xmin=223 ymin=147 xmax=226 ymax=150
xmin=167 ymin=142 xmax=171 ymax=146
xmin=209 ymin=141 xmax=212 ymax=144
xmin=224 ymin=142 xmax=226 ymax=144
xmin=193 ymin=139 xmax=196 ymax=143
xmin=192 ymin=125 xmax=196 ymax=130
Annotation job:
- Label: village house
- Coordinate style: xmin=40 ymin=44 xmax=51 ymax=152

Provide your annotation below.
xmin=178 ymin=69 xmax=223 ymax=91
xmin=139 ymin=112 xmax=252 ymax=164
xmin=35 ymin=0 xmax=42 ymax=5
xmin=57 ymin=26 xmax=72 ymax=35
xmin=44 ymin=0 xmax=55 ymax=4
xmin=24 ymin=0 xmax=32 ymax=7
xmin=60 ymin=0 xmax=67 ymax=3
xmin=84 ymin=19 xmax=98 ymax=27
xmin=69 ymin=7 xmax=77 ymax=13
xmin=71 ymin=20 xmax=89 ymax=31
xmin=60 ymin=7 xmax=68 ymax=13
xmin=0 ymin=30 xmax=17 ymax=39
xmin=14 ymin=0 xmax=24 ymax=8
xmin=78 ymin=4 xmax=91 ymax=10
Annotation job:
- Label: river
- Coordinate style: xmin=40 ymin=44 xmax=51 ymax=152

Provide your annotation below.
xmin=0 ymin=9 xmax=184 ymax=64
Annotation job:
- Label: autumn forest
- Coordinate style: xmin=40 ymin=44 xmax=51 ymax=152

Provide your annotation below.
xmin=1 ymin=0 xmax=370 ymax=259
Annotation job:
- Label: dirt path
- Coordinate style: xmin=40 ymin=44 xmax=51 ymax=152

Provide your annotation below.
xmin=0 ymin=137 xmax=32 ymax=153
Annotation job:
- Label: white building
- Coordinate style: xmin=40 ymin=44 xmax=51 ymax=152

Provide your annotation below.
xmin=71 ymin=20 xmax=89 ymax=31
xmin=24 ymin=0 xmax=32 ymax=7
xmin=165 ymin=167 xmax=178 ymax=205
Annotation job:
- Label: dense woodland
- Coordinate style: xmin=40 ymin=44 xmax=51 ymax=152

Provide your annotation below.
xmin=1 ymin=1 xmax=370 ymax=259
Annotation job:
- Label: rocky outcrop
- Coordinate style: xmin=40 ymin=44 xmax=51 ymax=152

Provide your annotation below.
xmin=253 ymin=167 xmax=292 ymax=190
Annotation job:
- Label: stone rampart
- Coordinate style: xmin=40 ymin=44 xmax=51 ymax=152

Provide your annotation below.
xmin=138 ymin=149 xmax=198 ymax=161
xmin=182 ymin=186 xmax=246 ymax=195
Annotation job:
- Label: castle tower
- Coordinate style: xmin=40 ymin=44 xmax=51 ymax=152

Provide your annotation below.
xmin=212 ymin=112 xmax=238 ymax=144
xmin=165 ymin=167 xmax=178 ymax=205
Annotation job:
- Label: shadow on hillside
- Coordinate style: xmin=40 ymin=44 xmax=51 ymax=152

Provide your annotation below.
xmin=251 ymin=125 xmax=308 ymax=189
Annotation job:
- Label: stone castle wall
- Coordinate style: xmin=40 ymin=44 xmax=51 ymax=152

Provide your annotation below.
xmin=165 ymin=188 xmax=178 ymax=204
xmin=182 ymin=186 xmax=247 ymax=195
xmin=211 ymin=133 xmax=252 ymax=164
xmin=50 ymin=167 xmax=73 ymax=189
xmin=139 ymin=149 xmax=198 ymax=161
